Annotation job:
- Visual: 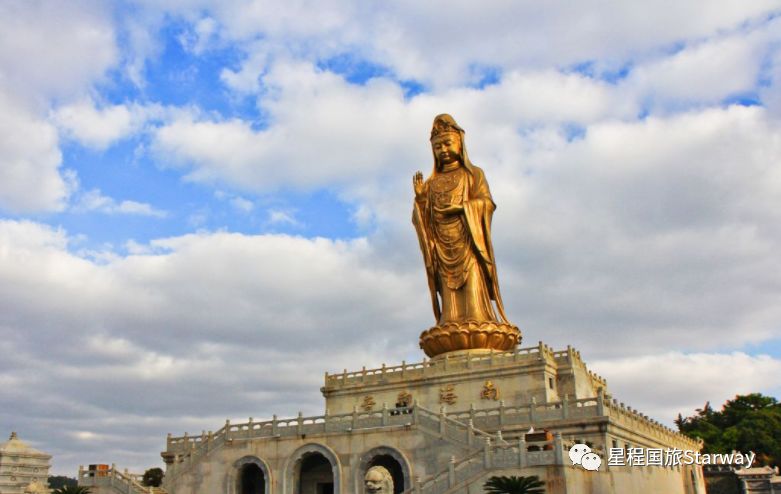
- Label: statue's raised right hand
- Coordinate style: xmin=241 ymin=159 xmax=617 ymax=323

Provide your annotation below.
xmin=413 ymin=171 xmax=425 ymax=197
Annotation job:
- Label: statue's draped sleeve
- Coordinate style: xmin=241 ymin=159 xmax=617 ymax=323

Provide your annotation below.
xmin=462 ymin=167 xmax=510 ymax=323
xmin=412 ymin=183 xmax=441 ymax=320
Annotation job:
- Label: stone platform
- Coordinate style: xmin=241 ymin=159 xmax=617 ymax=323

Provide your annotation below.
xmin=154 ymin=343 xmax=706 ymax=494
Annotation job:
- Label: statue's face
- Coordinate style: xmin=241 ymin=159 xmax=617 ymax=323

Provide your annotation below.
xmin=431 ymin=133 xmax=461 ymax=165
xmin=364 ymin=469 xmax=386 ymax=494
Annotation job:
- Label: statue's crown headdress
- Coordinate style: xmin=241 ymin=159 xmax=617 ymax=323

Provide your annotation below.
xmin=430 ymin=114 xmax=463 ymax=140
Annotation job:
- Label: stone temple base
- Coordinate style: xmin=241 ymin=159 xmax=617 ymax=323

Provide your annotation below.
xmin=150 ymin=343 xmax=706 ymax=494
xmin=419 ymin=320 xmax=521 ymax=357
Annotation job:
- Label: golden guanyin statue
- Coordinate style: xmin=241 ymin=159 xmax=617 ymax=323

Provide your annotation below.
xmin=413 ymin=114 xmax=521 ymax=357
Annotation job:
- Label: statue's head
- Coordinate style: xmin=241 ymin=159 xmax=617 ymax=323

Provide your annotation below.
xmin=364 ymin=466 xmax=393 ymax=494
xmin=429 ymin=114 xmax=472 ymax=173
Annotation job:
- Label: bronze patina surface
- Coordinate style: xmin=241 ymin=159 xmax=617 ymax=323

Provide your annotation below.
xmin=413 ymin=114 xmax=520 ymax=357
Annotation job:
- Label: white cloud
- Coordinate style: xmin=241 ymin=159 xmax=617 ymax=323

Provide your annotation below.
xmin=73 ymin=189 xmax=167 ymax=217
xmin=53 ymin=99 xmax=158 ymax=150
xmin=0 ymin=89 xmax=68 ymax=212
xmin=0 ymin=0 xmax=116 ymax=102
xmin=267 ymin=209 xmax=299 ymax=226
xmin=592 ymin=352 xmax=781 ymax=426
xmin=0 ymin=1 xmax=120 ymax=212
xmin=214 ymin=190 xmax=255 ymax=213
xmin=489 ymin=105 xmax=781 ymax=355
xmin=153 ymin=60 xmax=633 ymax=192
xmin=1 ymin=217 xmax=779 ymax=474
xmin=230 ymin=196 xmax=254 ymax=213
xmin=178 ymin=16 xmax=218 ymax=55
xmin=624 ymin=20 xmax=781 ymax=110
xmin=171 ymin=0 xmax=781 ymax=89
xmin=0 ymin=220 xmax=422 ymax=471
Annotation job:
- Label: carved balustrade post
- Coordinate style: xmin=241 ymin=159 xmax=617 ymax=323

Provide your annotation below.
xmin=554 ymin=432 xmax=564 ymax=465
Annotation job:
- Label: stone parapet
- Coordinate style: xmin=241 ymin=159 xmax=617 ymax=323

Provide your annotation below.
xmin=78 ymin=465 xmax=165 ymax=494
xmin=321 ymin=343 xmax=609 ymax=414
xmin=324 ymin=343 xmax=560 ymax=390
xmin=156 ymin=341 xmax=705 ymax=494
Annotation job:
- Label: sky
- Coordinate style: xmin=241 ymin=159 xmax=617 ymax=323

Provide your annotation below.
xmin=1 ymin=0 xmax=780 ymax=477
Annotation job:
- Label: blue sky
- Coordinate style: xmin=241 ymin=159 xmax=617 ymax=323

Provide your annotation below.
xmin=1 ymin=0 xmax=780 ymax=476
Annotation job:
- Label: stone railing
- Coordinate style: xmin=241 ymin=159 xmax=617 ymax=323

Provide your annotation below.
xmin=323 ymin=343 xmax=560 ymax=389
xmin=602 ymin=397 xmax=701 ymax=450
xmin=166 ymin=391 xmax=695 ymax=483
xmin=78 ymin=465 xmax=165 ymax=494
xmin=165 ymin=404 xmax=501 ymax=481
xmin=442 ymin=391 xmax=697 ymax=451
xmin=445 ymin=394 xmax=605 ymax=430
xmin=404 ymin=434 xmax=570 ymax=494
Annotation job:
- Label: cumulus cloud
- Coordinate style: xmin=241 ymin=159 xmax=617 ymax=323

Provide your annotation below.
xmin=1 ymin=217 xmax=779 ymax=473
xmin=52 ymin=99 xmax=159 ymax=150
xmin=0 ymin=0 xmax=116 ymax=102
xmin=71 ymin=189 xmax=167 ymax=217
xmin=267 ymin=209 xmax=300 ymax=226
xmin=0 ymin=90 xmax=69 ymax=212
xmin=0 ymin=1 xmax=119 ymax=212
xmin=152 ymin=60 xmax=635 ymax=192
xmin=491 ymin=105 xmax=781 ymax=355
xmin=0 ymin=220 xmax=425 ymax=472
xmin=128 ymin=0 xmax=777 ymax=89
xmin=592 ymin=352 xmax=781 ymax=426
xmin=624 ymin=18 xmax=781 ymax=111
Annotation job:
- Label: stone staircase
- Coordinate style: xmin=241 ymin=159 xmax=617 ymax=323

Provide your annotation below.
xmin=78 ymin=465 xmax=166 ymax=494
xmin=163 ymin=403 xmax=502 ymax=482
xmin=163 ymin=389 xmax=674 ymax=493
xmin=404 ymin=434 xmax=576 ymax=494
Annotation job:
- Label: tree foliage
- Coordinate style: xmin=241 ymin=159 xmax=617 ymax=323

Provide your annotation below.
xmin=48 ymin=476 xmax=78 ymax=489
xmin=484 ymin=475 xmax=545 ymax=494
xmin=676 ymin=393 xmax=781 ymax=466
xmin=142 ymin=467 xmax=164 ymax=487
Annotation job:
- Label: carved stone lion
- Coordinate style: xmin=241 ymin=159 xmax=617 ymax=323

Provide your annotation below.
xmin=364 ymin=465 xmax=393 ymax=494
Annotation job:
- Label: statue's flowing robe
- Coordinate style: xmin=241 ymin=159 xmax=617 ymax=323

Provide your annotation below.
xmin=412 ymin=163 xmax=509 ymax=326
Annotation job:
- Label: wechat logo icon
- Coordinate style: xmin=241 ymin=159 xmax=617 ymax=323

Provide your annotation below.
xmin=569 ymin=444 xmax=602 ymax=471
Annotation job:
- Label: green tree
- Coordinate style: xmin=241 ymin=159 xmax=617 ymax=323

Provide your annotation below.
xmin=676 ymin=393 xmax=781 ymax=466
xmin=48 ymin=476 xmax=78 ymax=489
xmin=51 ymin=486 xmax=91 ymax=494
xmin=142 ymin=467 xmax=164 ymax=487
xmin=484 ymin=475 xmax=545 ymax=494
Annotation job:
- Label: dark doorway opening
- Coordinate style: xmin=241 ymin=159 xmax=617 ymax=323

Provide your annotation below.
xmin=317 ymin=482 xmax=334 ymax=494
xmin=299 ymin=452 xmax=334 ymax=494
xmin=238 ymin=463 xmax=265 ymax=494
xmin=368 ymin=454 xmax=405 ymax=494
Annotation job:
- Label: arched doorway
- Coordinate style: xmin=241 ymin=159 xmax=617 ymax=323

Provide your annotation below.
xmin=357 ymin=447 xmax=411 ymax=494
xmin=229 ymin=456 xmax=270 ymax=494
xmin=284 ymin=444 xmax=341 ymax=494
xmin=299 ymin=452 xmax=333 ymax=494
xmin=239 ymin=463 xmax=265 ymax=494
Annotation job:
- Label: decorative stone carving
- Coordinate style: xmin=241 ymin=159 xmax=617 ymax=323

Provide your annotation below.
xmin=361 ymin=395 xmax=376 ymax=411
xmin=481 ymin=380 xmax=499 ymax=401
xmin=364 ymin=466 xmax=393 ymax=494
xmin=396 ymin=391 xmax=412 ymax=408
xmin=439 ymin=384 xmax=457 ymax=405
